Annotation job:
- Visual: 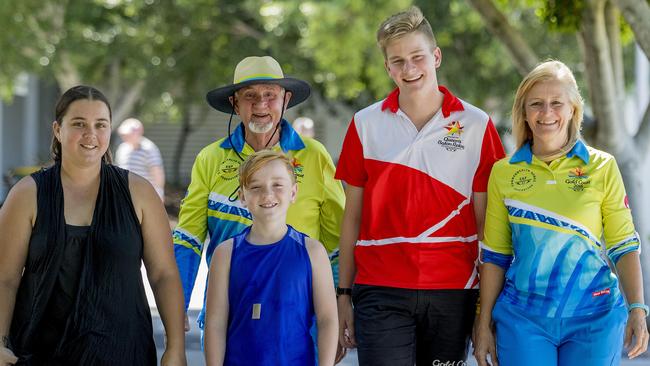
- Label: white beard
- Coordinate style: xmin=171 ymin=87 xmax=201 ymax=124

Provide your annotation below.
xmin=248 ymin=121 xmax=275 ymax=134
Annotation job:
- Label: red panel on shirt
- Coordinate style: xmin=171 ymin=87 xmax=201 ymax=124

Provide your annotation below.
xmin=473 ymin=118 xmax=505 ymax=192
xmin=359 ymin=159 xmax=471 ymax=240
xmin=335 ymin=117 xmax=367 ymax=187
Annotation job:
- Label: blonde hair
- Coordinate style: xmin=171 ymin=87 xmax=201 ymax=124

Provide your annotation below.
xmin=376 ymin=6 xmax=436 ymax=58
xmin=239 ymin=150 xmax=296 ymax=188
xmin=512 ymin=60 xmax=584 ymax=149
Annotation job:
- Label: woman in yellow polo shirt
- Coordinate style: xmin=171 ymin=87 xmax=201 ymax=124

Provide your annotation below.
xmin=474 ymin=60 xmax=648 ymax=366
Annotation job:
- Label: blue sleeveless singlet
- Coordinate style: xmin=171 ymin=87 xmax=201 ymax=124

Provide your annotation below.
xmin=225 ymin=225 xmax=315 ymax=365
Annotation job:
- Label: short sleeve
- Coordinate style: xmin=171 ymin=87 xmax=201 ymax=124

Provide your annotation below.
xmin=473 ymin=118 xmax=505 ymax=192
xmin=482 ymin=162 xmax=514 ymax=269
xmin=335 ymin=117 xmax=367 ymax=187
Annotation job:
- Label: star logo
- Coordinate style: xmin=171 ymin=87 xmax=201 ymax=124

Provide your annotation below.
xmin=445 ymin=121 xmax=464 ymax=136
xmin=569 ymin=166 xmax=588 ymax=179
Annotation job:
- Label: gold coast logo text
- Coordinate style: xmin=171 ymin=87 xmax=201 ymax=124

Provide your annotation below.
xmin=566 ymin=166 xmax=591 ymax=192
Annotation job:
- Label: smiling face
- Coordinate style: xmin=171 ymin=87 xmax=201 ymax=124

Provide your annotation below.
xmin=524 ymin=79 xmax=575 ymax=153
xmin=231 ymin=84 xmax=292 ymax=135
xmin=384 ymin=31 xmax=441 ymax=96
xmin=53 ymin=99 xmax=111 ymax=166
xmin=239 ymin=159 xmax=297 ymax=222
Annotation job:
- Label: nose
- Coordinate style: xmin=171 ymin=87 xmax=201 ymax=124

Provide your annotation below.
xmin=402 ymin=60 xmax=416 ymax=72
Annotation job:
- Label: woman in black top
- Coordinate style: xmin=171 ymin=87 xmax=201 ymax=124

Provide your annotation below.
xmin=0 ymin=85 xmax=186 ymax=366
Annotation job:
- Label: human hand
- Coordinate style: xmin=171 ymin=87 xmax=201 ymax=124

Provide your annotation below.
xmin=624 ymin=308 xmax=648 ymax=359
xmin=0 ymin=347 xmax=18 ymax=366
xmin=337 ymin=296 xmax=356 ymax=348
xmin=161 ymin=348 xmax=187 ymax=366
xmin=184 ymin=314 xmax=190 ymax=332
xmin=473 ymin=322 xmax=498 ymax=366
xmin=334 ymin=343 xmax=348 ymax=364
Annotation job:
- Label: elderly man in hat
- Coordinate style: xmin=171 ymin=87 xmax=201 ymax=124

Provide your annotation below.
xmin=172 ymin=56 xmax=345 ymax=334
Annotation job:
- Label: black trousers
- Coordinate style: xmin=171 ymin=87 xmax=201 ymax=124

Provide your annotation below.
xmin=353 ymin=285 xmax=478 ymax=366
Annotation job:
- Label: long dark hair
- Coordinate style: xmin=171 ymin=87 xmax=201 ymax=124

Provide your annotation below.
xmin=50 ymin=85 xmax=113 ymax=163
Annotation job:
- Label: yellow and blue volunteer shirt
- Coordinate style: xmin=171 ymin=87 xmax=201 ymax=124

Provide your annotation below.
xmin=483 ymin=140 xmax=639 ymax=318
xmin=173 ymin=120 xmax=345 ymax=319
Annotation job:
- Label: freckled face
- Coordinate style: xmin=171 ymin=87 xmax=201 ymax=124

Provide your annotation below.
xmin=239 ymin=160 xmax=297 ymax=221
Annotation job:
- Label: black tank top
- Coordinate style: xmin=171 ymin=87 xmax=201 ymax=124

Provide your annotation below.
xmin=10 ymin=163 xmax=156 ymax=366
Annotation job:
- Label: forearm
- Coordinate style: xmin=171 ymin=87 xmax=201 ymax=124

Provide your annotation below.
xmin=150 ymin=271 xmax=186 ymax=351
xmin=616 ymin=251 xmax=645 ymax=304
xmin=477 ymin=263 xmax=506 ymax=327
xmin=0 ymin=281 xmax=19 ymax=347
xmin=151 ymin=166 xmax=165 ymax=193
xmin=338 ymin=197 xmax=362 ymax=288
xmin=204 ymin=324 xmax=226 ymax=366
xmin=317 ymin=316 xmax=338 ymax=366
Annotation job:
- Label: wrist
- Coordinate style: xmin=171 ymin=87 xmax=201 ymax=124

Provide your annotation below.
xmin=628 ymin=303 xmax=649 ymax=317
xmin=336 ymin=287 xmax=352 ymax=297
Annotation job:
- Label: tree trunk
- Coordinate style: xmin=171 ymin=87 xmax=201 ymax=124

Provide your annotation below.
xmin=613 ymin=0 xmax=650 ymax=60
xmin=580 ymin=0 xmax=629 ymax=154
xmin=467 ymin=0 xmax=539 ymax=76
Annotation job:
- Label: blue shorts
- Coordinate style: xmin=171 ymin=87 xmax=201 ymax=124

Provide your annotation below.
xmin=492 ymin=301 xmax=627 ymax=366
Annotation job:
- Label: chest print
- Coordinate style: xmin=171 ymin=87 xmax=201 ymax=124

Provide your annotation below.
xmin=565 ymin=166 xmax=591 ymax=192
xmin=437 ymin=121 xmax=466 ymax=152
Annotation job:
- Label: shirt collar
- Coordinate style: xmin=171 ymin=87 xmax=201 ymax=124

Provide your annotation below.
xmin=380 ymin=85 xmax=464 ymax=118
xmin=510 ymin=140 xmax=590 ymax=164
xmin=220 ymin=119 xmax=306 ymax=153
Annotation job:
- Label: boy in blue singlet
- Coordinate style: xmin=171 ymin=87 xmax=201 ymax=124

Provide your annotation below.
xmin=203 ymin=150 xmax=338 ymax=366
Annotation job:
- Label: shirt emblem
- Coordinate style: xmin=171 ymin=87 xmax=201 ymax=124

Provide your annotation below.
xmin=438 ymin=121 xmax=465 ymax=152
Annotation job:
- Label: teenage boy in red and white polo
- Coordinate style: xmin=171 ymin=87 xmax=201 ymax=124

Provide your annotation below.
xmin=335 ymin=6 xmax=505 ymax=366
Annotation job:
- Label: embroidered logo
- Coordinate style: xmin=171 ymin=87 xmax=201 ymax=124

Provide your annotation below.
xmin=218 ymin=158 xmax=241 ymax=181
xmin=592 ymin=288 xmax=610 ymax=297
xmin=510 ymin=169 xmax=536 ymax=191
xmin=438 ymin=121 xmax=465 ymax=152
xmin=565 ymin=166 xmax=591 ymax=191
xmin=292 ymin=157 xmax=304 ymax=183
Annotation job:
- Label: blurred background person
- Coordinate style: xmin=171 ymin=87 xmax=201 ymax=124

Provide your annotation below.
xmin=116 ymin=118 xmax=166 ymax=200
xmin=293 ymin=116 xmax=315 ymax=138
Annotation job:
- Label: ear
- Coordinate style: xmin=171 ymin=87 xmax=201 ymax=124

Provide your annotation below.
xmin=238 ymin=189 xmax=247 ymax=207
xmin=433 ymin=47 xmax=442 ymax=68
xmin=384 ymin=59 xmax=390 ymax=74
xmin=52 ymin=121 xmax=61 ymax=140
xmin=229 ymin=95 xmax=240 ymax=115
xmin=284 ymin=91 xmax=293 ymax=109
xmin=289 ymin=183 xmax=297 ymax=203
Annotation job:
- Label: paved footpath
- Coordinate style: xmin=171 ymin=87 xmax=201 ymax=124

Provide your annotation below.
xmin=144 ymin=264 xmax=648 ymax=365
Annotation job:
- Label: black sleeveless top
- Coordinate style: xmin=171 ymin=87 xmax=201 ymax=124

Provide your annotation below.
xmin=9 ymin=163 xmax=156 ymax=366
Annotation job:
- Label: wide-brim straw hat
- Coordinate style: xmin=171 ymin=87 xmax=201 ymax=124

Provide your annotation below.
xmin=206 ymin=56 xmax=311 ymax=113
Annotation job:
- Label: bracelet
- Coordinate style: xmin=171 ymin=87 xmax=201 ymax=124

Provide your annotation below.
xmin=336 ymin=287 xmax=353 ymax=296
xmin=628 ymin=303 xmax=649 ymax=317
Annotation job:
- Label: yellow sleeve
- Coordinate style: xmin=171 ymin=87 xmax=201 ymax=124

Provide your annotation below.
xmin=317 ymin=144 xmax=345 ymax=253
xmin=602 ymin=157 xmax=639 ymax=263
xmin=483 ymin=162 xmax=513 ymax=256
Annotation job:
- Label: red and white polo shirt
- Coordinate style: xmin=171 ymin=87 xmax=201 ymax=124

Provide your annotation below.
xmin=336 ymin=86 xmax=505 ymax=289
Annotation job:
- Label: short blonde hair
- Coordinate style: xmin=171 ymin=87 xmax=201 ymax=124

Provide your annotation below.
xmin=239 ymin=150 xmax=296 ymax=188
xmin=377 ymin=6 xmax=437 ymax=58
xmin=511 ymin=60 xmax=584 ymax=149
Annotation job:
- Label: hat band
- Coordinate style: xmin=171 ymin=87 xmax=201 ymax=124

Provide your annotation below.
xmin=235 ymin=74 xmax=283 ymax=84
